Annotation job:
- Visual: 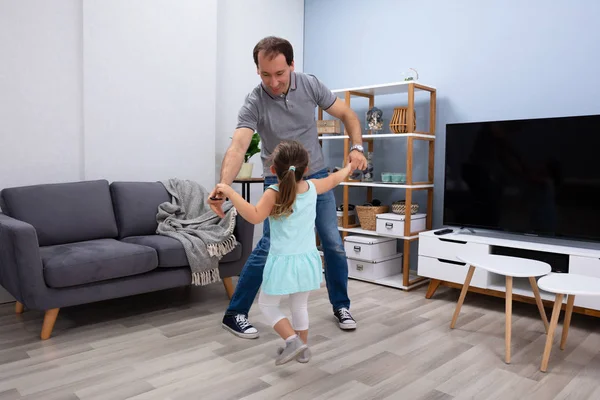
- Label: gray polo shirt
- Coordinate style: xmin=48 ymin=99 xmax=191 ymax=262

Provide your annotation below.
xmin=236 ymin=72 xmax=337 ymax=176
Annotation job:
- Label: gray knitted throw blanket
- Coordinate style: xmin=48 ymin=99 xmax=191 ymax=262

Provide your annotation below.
xmin=157 ymin=178 xmax=237 ymax=286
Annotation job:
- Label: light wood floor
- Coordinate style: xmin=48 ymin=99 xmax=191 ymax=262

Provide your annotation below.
xmin=1 ymin=278 xmax=599 ymax=400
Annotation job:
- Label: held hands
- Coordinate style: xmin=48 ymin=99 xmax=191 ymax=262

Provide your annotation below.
xmin=341 ymin=162 xmax=353 ymax=177
xmin=208 ymin=184 xmax=233 ymax=218
xmin=214 ymin=183 xmax=234 ymax=199
xmin=349 ymin=149 xmax=368 ymax=171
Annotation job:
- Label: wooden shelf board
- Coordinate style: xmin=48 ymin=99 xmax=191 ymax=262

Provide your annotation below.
xmin=332 ymin=81 xmax=436 ymax=96
xmin=318 ymin=133 xmax=435 ymax=140
xmin=338 ymin=226 xmax=421 ymax=240
xmin=349 ymin=272 xmax=429 ymax=291
xmin=340 ymin=182 xmax=434 ymax=189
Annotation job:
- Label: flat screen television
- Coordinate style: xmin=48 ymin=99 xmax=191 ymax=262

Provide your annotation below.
xmin=443 ymin=114 xmax=600 ymax=243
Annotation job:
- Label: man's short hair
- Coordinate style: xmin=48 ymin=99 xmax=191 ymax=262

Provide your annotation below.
xmin=253 ymin=36 xmax=294 ymax=67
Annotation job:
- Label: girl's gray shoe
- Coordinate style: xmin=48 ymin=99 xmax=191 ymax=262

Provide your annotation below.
xmin=277 ymin=346 xmax=311 ymax=363
xmin=275 ymin=337 xmax=308 ymax=365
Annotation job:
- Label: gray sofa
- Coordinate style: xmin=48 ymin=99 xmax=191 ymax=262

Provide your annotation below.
xmin=0 ymin=179 xmax=253 ymax=339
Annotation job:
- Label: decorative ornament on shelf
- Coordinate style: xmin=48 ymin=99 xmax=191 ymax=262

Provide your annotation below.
xmin=365 ymin=107 xmax=384 ymax=133
xmin=390 ymin=107 xmax=416 ymax=133
xmin=236 ymin=132 xmax=261 ymax=179
xmin=401 ymin=68 xmax=419 ymax=82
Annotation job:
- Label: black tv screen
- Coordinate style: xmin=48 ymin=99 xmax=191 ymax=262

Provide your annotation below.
xmin=443 ymin=114 xmax=600 ymax=242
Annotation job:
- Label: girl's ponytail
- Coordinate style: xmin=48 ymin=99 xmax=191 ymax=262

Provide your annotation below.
xmin=272 ymin=166 xmax=299 ymax=217
xmin=269 ymin=141 xmax=309 ymax=218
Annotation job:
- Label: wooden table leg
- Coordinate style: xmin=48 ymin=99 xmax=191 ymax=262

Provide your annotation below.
xmin=450 ymin=266 xmax=475 ymax=329
xmin=425 ymin=279 xmax=442 ymax=299
xmin=541 ymin=293 xmax=564 ymax=372
xmin=529 ymin=276 xmax=549 ymax=333
xmin=15 ymin=301 xmax=24 ymax=314
xmin=505 ymin=276 xmax=513 ymax=364
xmin=560 ymin=294 xmax=575 ymax=350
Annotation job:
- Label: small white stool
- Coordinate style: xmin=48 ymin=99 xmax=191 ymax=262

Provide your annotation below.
xmin=451 ymin=254 xmax=551 ymax=364
xmin=537 ymin=273 xmax=600 ymax=372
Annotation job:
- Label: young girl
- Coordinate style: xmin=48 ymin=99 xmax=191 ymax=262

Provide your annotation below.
xmin=215 ymin=140 xmax=351 ymax=365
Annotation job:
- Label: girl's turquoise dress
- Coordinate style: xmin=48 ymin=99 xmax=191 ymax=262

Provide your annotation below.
xmin=261 ymin=180 xmax=323 ymax=295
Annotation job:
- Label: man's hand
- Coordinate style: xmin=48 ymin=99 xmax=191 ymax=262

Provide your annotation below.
xmin=208 ymin=186 xmax=226 ymax=218
xmin=349 ymin=150 xmax=367 ymax=171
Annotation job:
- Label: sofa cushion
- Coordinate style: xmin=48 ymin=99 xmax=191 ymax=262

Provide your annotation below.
xmin=110 ymin=182 xmax=170 ymax=239
xmin=122 ymin=235 xmax=187 ymax=268
xmin=122 ymin=235 xmax=243 ymax=268
xmin=40 ymin=239 xmax=158 ymax=288
xmin=0 ymin=180 xmax=118 ymax=246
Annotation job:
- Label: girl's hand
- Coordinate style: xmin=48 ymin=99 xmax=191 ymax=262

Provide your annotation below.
xmin=214 ymin=183 xmax=233 ymax=199
xmin=342 ymin=162 xmax=352 ymax=176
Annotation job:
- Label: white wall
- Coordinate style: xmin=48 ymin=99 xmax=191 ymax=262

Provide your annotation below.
xmin=0 ymin=0 xmax=218 ymax=192
xmin=83 ymin=1 xmax=217 ymax=187
xmin=216 ymin=0 xmax=305 ymax=245
xmin=0 ymin=0 xmax=83 ymax=190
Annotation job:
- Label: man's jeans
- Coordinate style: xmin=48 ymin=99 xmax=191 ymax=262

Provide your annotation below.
xmin=225 ymin=168 xmax=350 ymax=316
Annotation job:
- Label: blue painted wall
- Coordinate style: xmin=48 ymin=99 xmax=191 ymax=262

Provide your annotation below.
xmin=305 ymin=0 xmax=600 ymax=228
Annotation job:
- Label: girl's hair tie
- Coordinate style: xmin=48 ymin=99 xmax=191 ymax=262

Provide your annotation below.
xmin=288 ymin=165 xmax=296 ymax=172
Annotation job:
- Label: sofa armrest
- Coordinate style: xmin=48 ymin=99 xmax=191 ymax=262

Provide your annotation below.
xmin=233 ymin=214 xmax=254 ymax=263
xmin=0 ymin=213 xmax=47 ymax=308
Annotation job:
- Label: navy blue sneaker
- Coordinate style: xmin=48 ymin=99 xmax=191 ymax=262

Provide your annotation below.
xmin=334 ymin=308 xmax=357 ymax=330
xmin=222 ymin=314 xmax=259 ymax=339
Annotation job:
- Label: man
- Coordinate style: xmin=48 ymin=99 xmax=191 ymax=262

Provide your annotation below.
xmin=209 ymin=36 xmax=367 ymax=338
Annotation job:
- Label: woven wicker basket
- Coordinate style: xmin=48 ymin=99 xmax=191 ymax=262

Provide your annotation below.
xmin=337 ymin=211 xmax=357 ymax=227
xmin=392 ymin=201 xmax=419 ymax=215
xmin=355 ymin=205 xmax=389 ymax=230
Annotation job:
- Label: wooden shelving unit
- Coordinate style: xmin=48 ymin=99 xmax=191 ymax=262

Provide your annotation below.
xmin=318 ymin=81 xmax=436 ymax=290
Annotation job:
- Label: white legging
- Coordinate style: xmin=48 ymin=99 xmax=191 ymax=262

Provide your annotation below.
xmin=258 ymin=289 xmax=311 ymax=331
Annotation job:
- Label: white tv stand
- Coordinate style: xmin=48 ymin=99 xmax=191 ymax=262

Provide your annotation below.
xmin=418 ymin=228 xmax=600 ymax=316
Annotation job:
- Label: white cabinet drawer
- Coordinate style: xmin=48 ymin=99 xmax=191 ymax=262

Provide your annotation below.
xmin=417 ymin=255 xmax=490 ymax=288
xmin=418 ymin=235 xmax=489 ymax=262
xmin=569 ymin=255 xmax=600 ymax=311
xmin=569 ymin=255 xmax=600 ymax=277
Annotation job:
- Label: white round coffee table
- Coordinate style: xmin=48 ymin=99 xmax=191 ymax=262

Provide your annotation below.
xmin=451 ymin=254 xmax=551 ymax=364
xmin=537 ymin=273 xmax=600 ymax=372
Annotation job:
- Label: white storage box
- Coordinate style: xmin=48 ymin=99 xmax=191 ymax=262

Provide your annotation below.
xmin=344 ymin=235 xmax=396 ymax=261
xmin=376 ymin=213 xmax=426 ymax=236
xmin=348 ymin=253 xmax=403 ymax=280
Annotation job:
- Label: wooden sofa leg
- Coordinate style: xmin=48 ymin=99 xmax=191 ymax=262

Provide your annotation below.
xmin=223 ymin=277 xmax=235 ymax=299
xmin=15 ymin=301 xmax=24 ymax=314
xmin=41 ymin=308 xmax=60 ymax=340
